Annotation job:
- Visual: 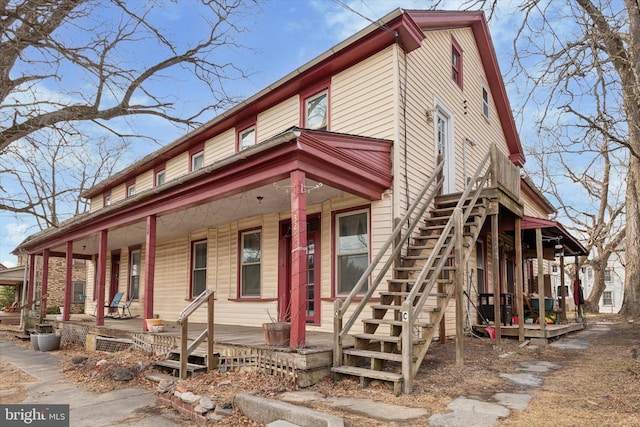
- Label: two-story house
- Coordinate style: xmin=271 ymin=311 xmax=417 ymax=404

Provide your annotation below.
xmin=15 ymin=9 xmax=586 ymax=393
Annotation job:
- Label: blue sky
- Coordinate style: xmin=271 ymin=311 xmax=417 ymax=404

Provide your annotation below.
xmin=0 ymin=1 xmax=529 ymax=266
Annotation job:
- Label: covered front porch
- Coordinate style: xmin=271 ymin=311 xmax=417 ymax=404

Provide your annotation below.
xmin=16 ymin=127 xmax=393 ymax=349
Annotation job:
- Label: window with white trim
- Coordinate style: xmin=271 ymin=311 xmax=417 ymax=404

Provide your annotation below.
xmin=482 ymin=86 xmax=490 ymax=119
xmin=72 ymin=281 xmax=86 ymax=303
xmin=129 ymin=249 xmax=140 ymax=300
xmin=191 ymin=151 xmax=204 ymax=171
xmin=127 ymin=183 xmax=135 ymax=197
xmin=240 ymin=230 xmax=261 ymax=297
xmin=155 ymin=169 xmax=166 ymax=186
xmin=603 ymin=291 xmax=613 ymax=306
xmin=191 ymin=241 xmax=207 ymax=298
xmin=239 ymin=126 xmax=256 ymax=151
xmin=336 ymin=210 xmax=369 ymax=295
xmin=305 ymin=91 xmax=328 ymax=131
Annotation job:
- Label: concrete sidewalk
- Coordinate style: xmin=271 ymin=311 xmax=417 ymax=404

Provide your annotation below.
xmin=0 ymin=338 xmax=185 ymax=427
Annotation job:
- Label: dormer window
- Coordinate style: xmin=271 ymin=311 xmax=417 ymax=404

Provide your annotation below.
xmin=103 ymin=192 xmax=111 ymax=207
xmin=451 ymin=37 xmax=463 ymax=89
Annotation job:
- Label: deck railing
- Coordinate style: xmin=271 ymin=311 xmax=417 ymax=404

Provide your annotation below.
xmin=176 ymin=289 xmax=215 ymax=379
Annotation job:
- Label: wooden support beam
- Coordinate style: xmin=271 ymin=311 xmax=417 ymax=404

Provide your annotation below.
xmin=42 ymin=249 xmax=50 ymax=316
xmin=536 ymin=228 xmax=546 ymax=332
xmin=492 ymin=214 xmax=501 ymax=345
xmin=289 ymin=170 xmax=307 ymax=347
xmin=515 ymin=218 xmax=525 ymax=342
xmin=96 ymin=230 xmax=108 ymax=326
xmin=454 ymin=208 xmax=464 ymax=366
xmin=64 ymin=242 xmax=73 ymax=321
xmin=143 ymin=215 xmax=156 ymax=330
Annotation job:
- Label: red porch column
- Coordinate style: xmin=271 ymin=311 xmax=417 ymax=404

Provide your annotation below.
xmin=63 ymin=242 xmax=73 ymax=321
xmin=27 ymin=253 xmax=36 ymax=303
xmin=143 ymin=215 xmax=156 ymax=331
xmin=41 ymin=249 xmax=49 ymax=315
xmin=96 ymin=230 xmax=108 ymax=326
xmin=290 ymin=170 xmax=307 ymax=347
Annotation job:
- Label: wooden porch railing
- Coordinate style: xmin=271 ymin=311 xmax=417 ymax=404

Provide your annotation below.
xmin=490 ymin=144 xmax=520 ymax=200
xmin=176 ymin=289 xmax=215 ymax=379
xmin=333 ymin=159 xmax=445 ymax=367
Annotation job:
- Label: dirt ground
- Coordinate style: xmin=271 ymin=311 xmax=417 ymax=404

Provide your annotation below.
xmin=1 ymin=313 xmax=639 ymax=426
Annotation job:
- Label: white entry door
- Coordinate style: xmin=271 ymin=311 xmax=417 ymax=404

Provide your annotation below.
xmin=435 ymin=106 xmax=455 ymax=193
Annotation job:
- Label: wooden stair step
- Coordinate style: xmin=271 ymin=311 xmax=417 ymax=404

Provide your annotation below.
xmin=363 ymin=318 xmax=433 ymax=328
xmin=354 ymin=333 xmax=426 ymax=344
xmin=332 ymin=365 xmax=403 ymax=382
xmin=154 ymin=359 xmax=208 ymax=372
xmin=343 ymin=348 xmax=412 ymax=362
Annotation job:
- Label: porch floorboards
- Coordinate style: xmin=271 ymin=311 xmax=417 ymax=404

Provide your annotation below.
xmin=474 ymin=321 xmax=584 ymax=341
xmin=48 ymin=314 xmax=346 ymax=353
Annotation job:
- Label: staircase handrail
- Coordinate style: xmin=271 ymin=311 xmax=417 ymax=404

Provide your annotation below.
xmin=177 ymin=289 xmax=214 ymax=324
xmin=337 ymin=160 xmax=444 ymax=338
xmin=406 ymin=150 xmax=492 ymax=324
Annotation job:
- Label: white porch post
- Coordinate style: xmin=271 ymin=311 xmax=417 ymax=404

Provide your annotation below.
xmin=143 ymin=215 xmax=156 ymax=331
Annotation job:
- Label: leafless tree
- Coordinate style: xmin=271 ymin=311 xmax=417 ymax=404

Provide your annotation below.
xmin=0 ymin=130 xmax=127 ymax=230
xmin=0 ymin=0 xmax=258 ymax=154
xmin=0 ymin=0 xmax=258 ymax=236
xmin=487 ymin=0 xmax=640 ymax=315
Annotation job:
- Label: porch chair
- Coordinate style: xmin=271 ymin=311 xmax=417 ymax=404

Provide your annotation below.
xmin=104 ymin=292 xmax=124 ymax=318
xmin=117 ymin=295 xmax=137 ymax=319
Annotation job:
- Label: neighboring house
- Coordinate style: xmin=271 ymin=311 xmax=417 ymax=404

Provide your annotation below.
xmin=580 ymin=253 xmax=624 ymax=313
xmin=15 ymin=10 xmax=586 ymax=392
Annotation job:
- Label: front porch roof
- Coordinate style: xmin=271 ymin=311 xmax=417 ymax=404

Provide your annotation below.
xmin=17 ymin=128 xmax=393 ymax=256
xmin=521 ymin=215 xmax=588 ymax=257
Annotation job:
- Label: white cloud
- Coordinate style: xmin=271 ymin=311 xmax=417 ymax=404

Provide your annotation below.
xmin=5 ymin=223 xmax=29 ymax=246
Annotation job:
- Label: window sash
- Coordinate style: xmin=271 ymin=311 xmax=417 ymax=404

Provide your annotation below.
xmin=155 ymin=170 xmax=166 ymax=186
xmin=72 ymin=281 xmax=85 ymax=303
xmin=241 ymin=230 xmax=261 ymax=297
xmin=240 ymin=127 xmax=256 ymax=150
xmin=191 ymin=151 xmax=204 ymax=171
xmin=482 ymin=87 xmax=489 ymax=118
xmin=305 ymin=91 xmax=328 ymax=131
xmin=127 ymin=184 xmax=135 ymax=197
xmin=129 ymin=250 xmax=140 ymax=299
xmin=336 ymin=211 xmax=369 ymax=295
xmin=192 ymin=241 xmax=207 ymax=297
xmin=603 ymin=291 xmax=613 ymax=305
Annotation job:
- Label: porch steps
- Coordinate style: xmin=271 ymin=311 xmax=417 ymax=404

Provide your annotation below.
xmin=333 ymin=192 xmax=489 ymax=393
xmin=154 ymin=348 xmax=217 ymax=377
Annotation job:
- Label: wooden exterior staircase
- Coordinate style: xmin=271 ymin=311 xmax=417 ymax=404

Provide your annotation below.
xmin=333 ymin=145 xmax=520 ymax=394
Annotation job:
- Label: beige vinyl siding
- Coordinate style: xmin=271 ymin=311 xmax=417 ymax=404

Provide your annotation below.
xmin=165 ymin=152 xmax=189 ymax=182
xmin=205 ymin=129 xmax=235 ymax=164
xmin=152 ymin=237 xmax=190 ymax=319
xmin=257 ymin=96 xmax=299 ymax=141
xmin=332 ymin=47 xmax=396 ymax=139
xmin=137 ymin=170 xmax=154 ymax=193
xmin=521 ymin=190 xmax=553 ymax=219
xmin=110 ymin=183 xmax=126 ymax=204
xmin=89 ymin=197 xmax=101 ymax=212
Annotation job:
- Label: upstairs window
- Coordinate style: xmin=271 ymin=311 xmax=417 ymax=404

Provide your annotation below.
xmin=303 ymin=89 xmax=329 ymax=131
xmin=103 ymin=192 xmax=111 ymax=207
xmin=155 ymin=168 xmax=166 ymax=186
xmin=239 ymin=126 xmax=256 ymax=151
xmin=604 ymin=268 xmax=612 ymax=282
xmin=126 ymin=182 xmax=136 ymax=197
xmin=482 ymin=86 xmax=490 ymax=119
xmin=191 ymin=151 xmax=204 ymax=171
xmin=451 ymin=37 xmax=463 ymax=89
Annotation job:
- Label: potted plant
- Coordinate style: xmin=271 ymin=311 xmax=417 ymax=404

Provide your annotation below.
xmin=262 ymin=308 xmax=290 ymax=347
